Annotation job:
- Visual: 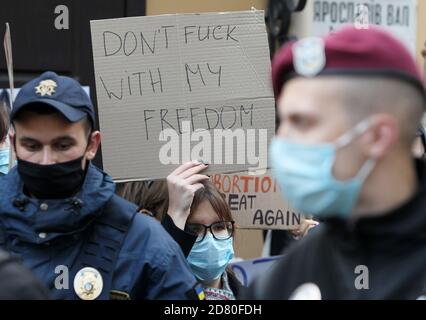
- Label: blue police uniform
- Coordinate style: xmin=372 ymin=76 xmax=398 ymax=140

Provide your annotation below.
xmin=0 ymin=71 xmax=203 ymax=300
xmin=0 ymin=163 xmax=199 ymax=299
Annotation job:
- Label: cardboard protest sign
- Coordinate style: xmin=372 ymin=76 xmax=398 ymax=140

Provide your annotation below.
xmin=291 ymin=0 xmax=418 ymax=54
xmin=90 ymin=10 xmax=275 ymax=181
xmin=3 ymin=23 xmax=15 ymax=170
xmin=3 ymin=23 xmax=14 ymax=108
xmin=210 ymin=170 xmax=303 ymax=230
xmin=230 ymin=255 xmax=283 ymax=286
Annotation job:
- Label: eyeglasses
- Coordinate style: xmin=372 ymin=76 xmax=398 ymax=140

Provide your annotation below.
xmin=185 ymin=221 xmax=235 ymax=243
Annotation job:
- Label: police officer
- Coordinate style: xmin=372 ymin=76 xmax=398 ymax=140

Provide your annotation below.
xmin=0 ymin=71 xmax=203 ymax=300
xmin=243 ymin=26 xmax=426 ymax=299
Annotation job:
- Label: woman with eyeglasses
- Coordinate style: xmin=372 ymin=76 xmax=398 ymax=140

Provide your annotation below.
xmin=166 ymin=160 xmax=241 ymax=300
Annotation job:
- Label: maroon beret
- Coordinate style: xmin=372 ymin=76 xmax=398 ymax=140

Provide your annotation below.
xmin=272 ymin=26 xmax=425 ymax=99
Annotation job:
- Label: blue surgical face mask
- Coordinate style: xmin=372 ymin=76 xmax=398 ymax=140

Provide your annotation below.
xmin=270 ymin=118 xmax=376 ymax=219
xmin=187 ymin=234 xmax=234 ymax=283
xmin=0 ymin=148 xmax=10 ymax=175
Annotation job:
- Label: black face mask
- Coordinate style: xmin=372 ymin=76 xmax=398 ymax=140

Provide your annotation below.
xmin=17 ymin=156 xmax=87 ymax=199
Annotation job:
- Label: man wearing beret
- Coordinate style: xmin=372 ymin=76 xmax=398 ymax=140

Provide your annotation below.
xmin=244 ymin=26 xmax=426 ymax=299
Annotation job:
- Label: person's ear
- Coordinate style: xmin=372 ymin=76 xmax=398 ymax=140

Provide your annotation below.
xmin=8 ymin=130 xmax=15 ymax=151
xmin=85 ymin=131 xmax=101 ymax=161
xmin=359 ymin=114 xmax=398 ymax=160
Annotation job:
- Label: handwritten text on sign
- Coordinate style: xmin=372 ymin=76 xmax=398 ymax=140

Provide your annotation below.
xmin=91 ymin=11 xmax=275 ymax=181
xmin=211 ymin=171 xmax=302 ymax=230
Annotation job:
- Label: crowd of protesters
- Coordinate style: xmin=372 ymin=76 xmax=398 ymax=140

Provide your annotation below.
xmin=0 ymin=26 xmax=425 ymax=300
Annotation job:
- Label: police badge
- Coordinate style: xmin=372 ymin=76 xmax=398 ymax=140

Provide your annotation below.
xmin=35 ymin=79 xmax=57 ymax=96
xmin=73 ymin=267 xmax=104 ymax=300
xmin=292 ymin=37 xmax=326 ymax=77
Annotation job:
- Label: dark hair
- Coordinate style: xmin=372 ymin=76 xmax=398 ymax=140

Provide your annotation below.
xmin=0 ymin=107 xmax=9 ymax=143
xmin=190 ymin=180 xmax=234 ymax=224
xmin=116 ymin=180 xmax=169 ymax=221
xmin=0 ymin=91 xmax=11 ymax=143
xmin=12 ymin=103 xmax=92 ymax=137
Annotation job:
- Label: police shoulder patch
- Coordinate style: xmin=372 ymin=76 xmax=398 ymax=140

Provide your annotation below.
xmin=110 ymin=290 xmax=130 ymax=300
xmin=185 ymin=282 xmax=205 ymax=300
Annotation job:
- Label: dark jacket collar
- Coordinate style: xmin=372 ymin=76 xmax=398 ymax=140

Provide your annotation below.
xmin=0 ymin=163 xmax=115 ymax=243
xmin=326 ymin=159 xmax=426 ymax=242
